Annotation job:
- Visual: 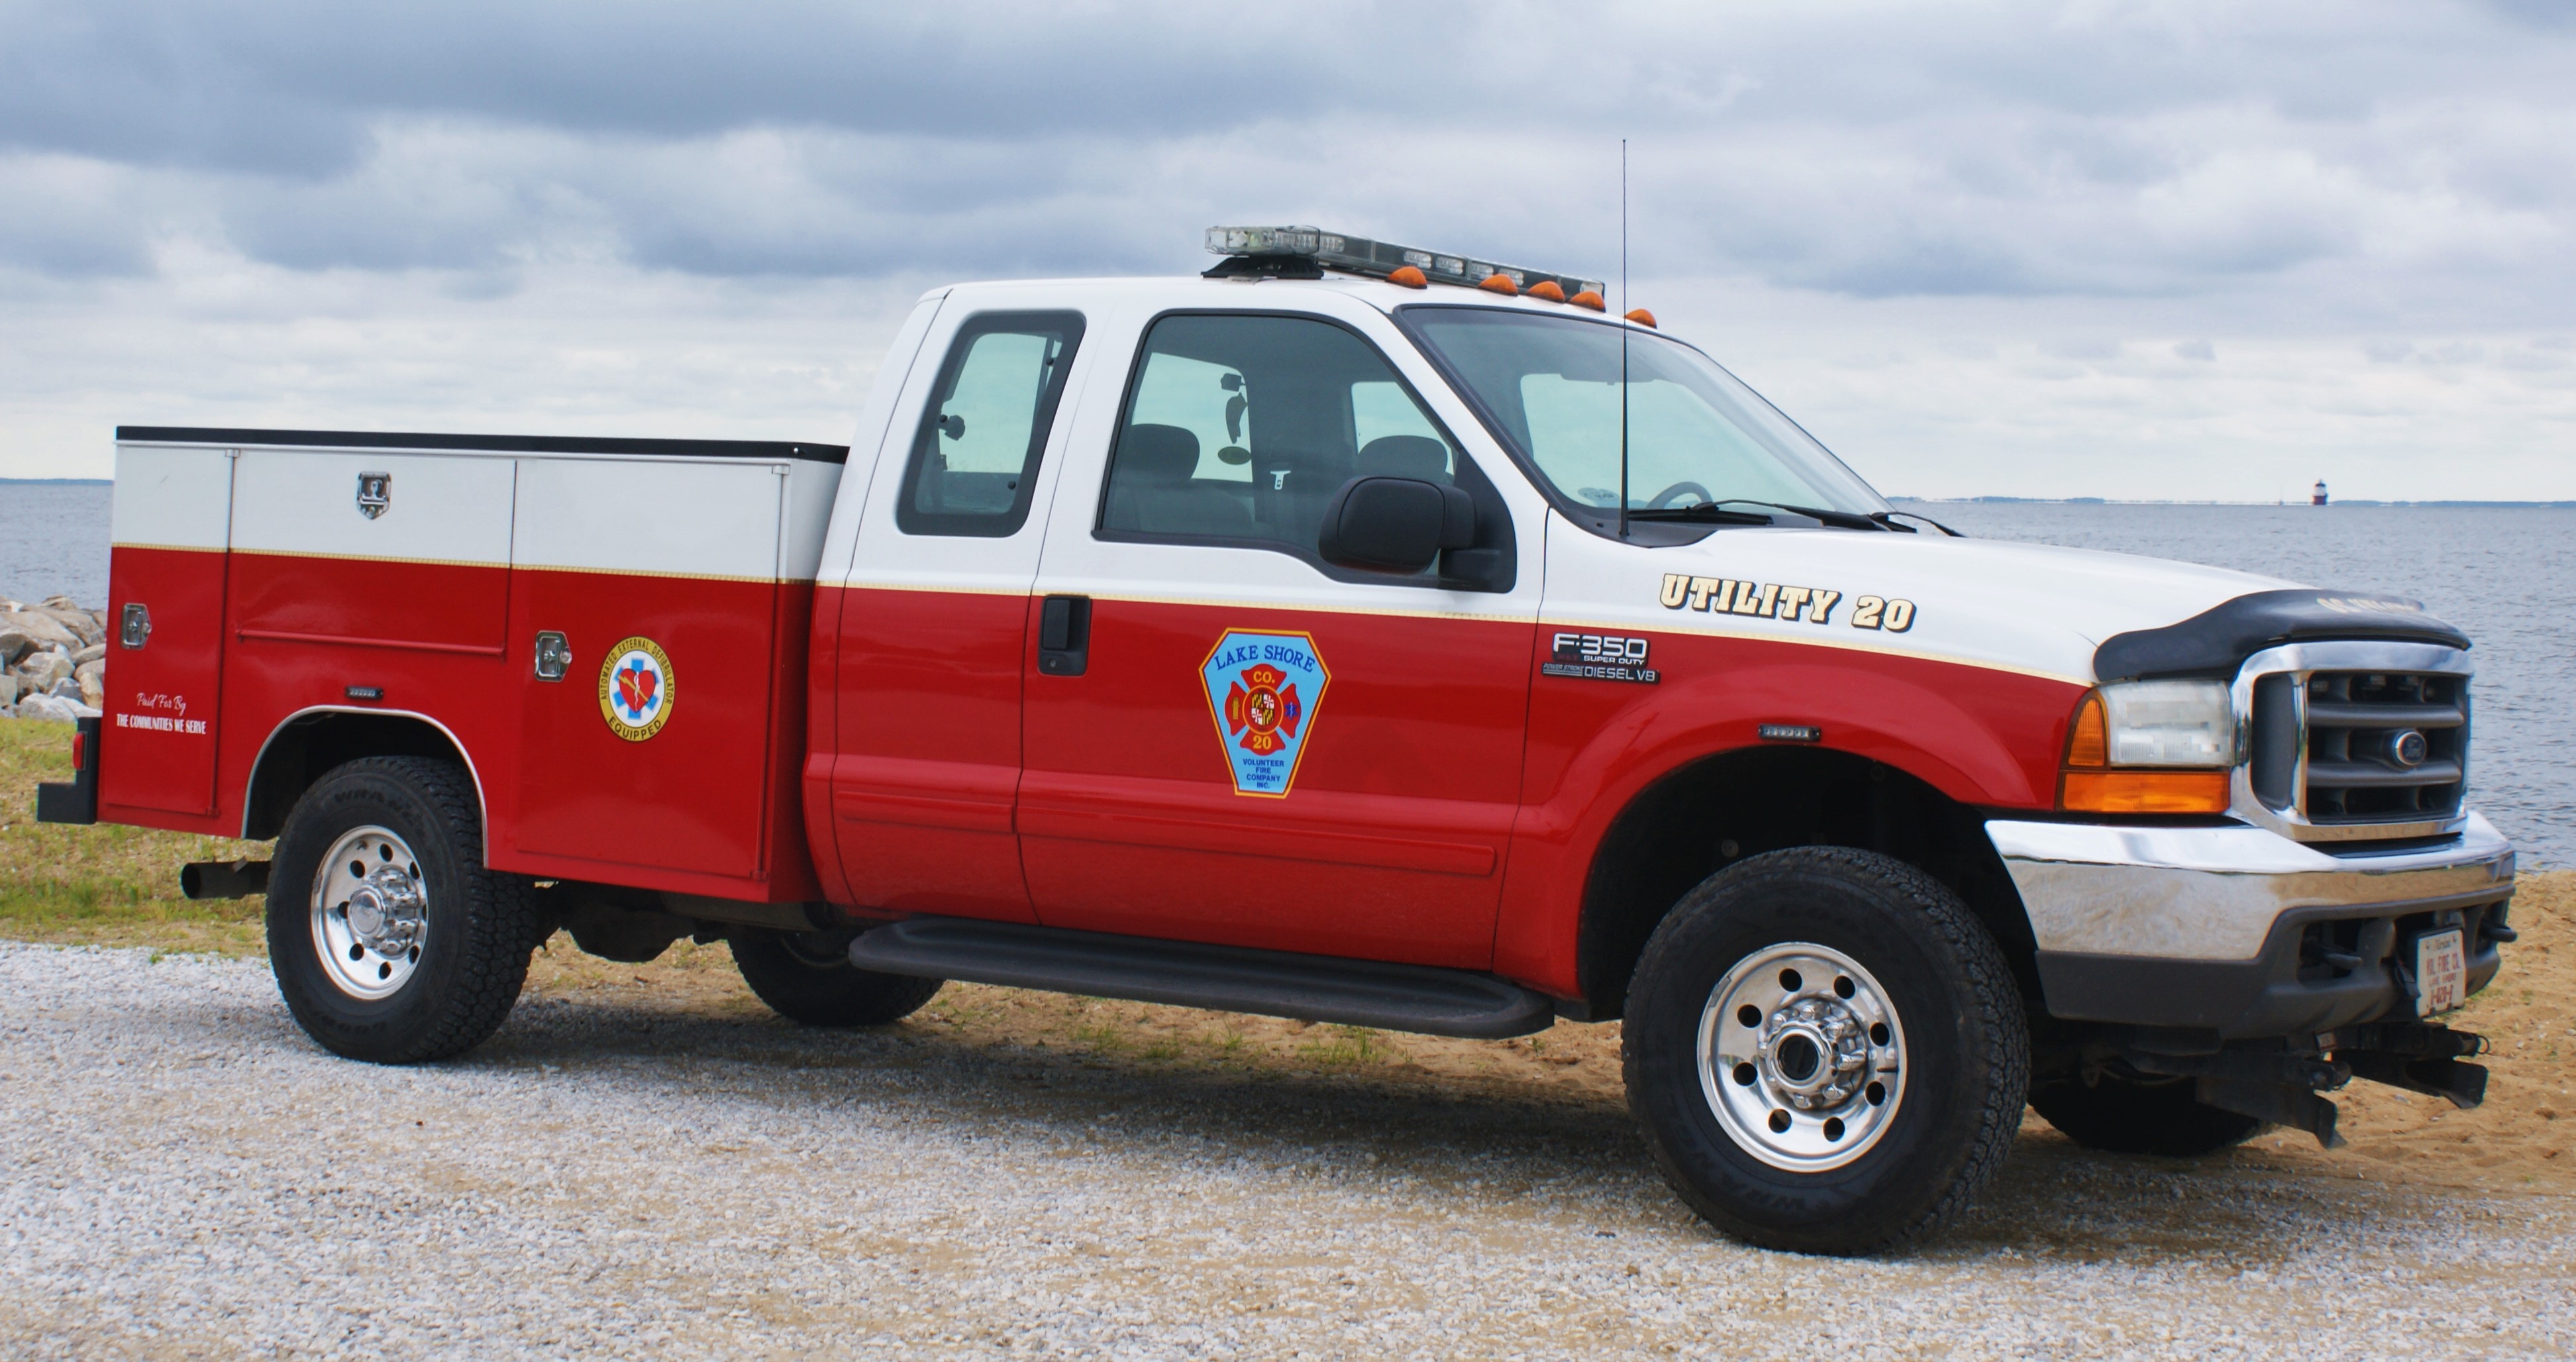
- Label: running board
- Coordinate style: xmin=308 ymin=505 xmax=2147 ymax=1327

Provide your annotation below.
xmin=848 ymin=917 xmax=1556 ymax=1039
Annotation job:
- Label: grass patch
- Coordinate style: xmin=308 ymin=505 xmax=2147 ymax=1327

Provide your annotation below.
xmin=1300 ymin=1023 xmax=1400 ymax=1068
xmin=0 ymin=719 xmax=271 ymax=955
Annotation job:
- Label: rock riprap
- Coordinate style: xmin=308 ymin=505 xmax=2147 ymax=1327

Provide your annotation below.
xmin=1 ymin=596 xmax=106 ymax=723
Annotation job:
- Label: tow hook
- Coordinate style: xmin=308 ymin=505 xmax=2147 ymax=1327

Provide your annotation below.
xmin=2320 ymin=1023 xmax=2490 ymax=1111
xmin=2114 ymin=1040 xmax=2355 ymax=1148
xmin=2094 ymin=1022 xmax=2488 ymax=1151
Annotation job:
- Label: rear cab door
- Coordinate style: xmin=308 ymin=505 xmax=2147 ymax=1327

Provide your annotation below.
xmin=819 ymin=290 xmax=1094 ymax=920
xmin=1016 ymin=288 xmax=1548 ymax=968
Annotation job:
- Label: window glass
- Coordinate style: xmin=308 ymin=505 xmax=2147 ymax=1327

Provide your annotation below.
xmin=1102 ymin=315 xmax=1458 ymax=552
xmin=1399 ymin=307 xmax=1886 ymax=515
xmin=897 ymin=311 xmax=1085 ymax=537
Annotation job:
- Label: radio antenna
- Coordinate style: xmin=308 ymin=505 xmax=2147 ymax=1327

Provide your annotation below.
xmin=1618 ymin=137 xmax=1630 ymax=541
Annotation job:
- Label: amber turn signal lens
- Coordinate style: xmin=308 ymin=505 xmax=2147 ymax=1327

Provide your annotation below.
xmin=1569 ymin=289 xmax=1606 ymax=311
xmin=1387 ymin=265 xmax=1427 ymax=289
xmin=2065 ymin=694 xmax=2108 ymax=768
xmin=1479 ymin=274 xmax=1520 ymax=295
xmin=1624 ymin=307 xmax=1657 ymax=328
xmin=2059 ymin=770 xmax=2232 ymax=814
xmin=1526 ymin=280 xmax=1566 ymax=303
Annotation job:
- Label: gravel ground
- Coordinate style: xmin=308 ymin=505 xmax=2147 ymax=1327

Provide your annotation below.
xmin=3 ymin=944 xmax=2571 ymax=1360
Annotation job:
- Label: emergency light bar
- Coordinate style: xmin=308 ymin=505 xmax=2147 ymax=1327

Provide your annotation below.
xmin=1205 ymin=225 xmax=1607 ymax=305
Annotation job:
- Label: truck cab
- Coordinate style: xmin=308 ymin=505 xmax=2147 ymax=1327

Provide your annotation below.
xmin=45 ymin=227 xmax=2515 ymax=1255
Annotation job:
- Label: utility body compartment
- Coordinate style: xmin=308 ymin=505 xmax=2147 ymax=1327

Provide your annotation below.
xmin=99 ymin=428 xmax=846 ymax=902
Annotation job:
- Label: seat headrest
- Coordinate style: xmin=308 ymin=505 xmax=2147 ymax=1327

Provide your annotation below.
xmin=1118 ymin=424 xmax=1201 ymax=482
xmin=1361 ymin=435 xmax=1449 ymax=481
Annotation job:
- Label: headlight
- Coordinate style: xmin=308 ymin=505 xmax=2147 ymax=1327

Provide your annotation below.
xmin=2096 ymin=680 xmax=2236 ymax=768
xmin=2059 ymin=680 xmax=2237 ymax=814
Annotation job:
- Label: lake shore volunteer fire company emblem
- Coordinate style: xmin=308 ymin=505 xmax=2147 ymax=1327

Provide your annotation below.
xmin=1200 ymin=630 xmax=1330 ymax=797
xmin=599 ymin=636 xmax=674 ymax=742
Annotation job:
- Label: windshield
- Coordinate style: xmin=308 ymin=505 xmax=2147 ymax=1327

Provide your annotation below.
xmin=1398 ymin=307 xmax=1888 ymax=518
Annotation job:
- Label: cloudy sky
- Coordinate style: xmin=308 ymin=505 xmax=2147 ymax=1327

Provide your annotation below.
xmin=3 ymin=0 xmax=2571 ymax=498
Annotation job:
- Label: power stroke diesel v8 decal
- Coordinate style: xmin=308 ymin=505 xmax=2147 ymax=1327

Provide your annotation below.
xmin=599 ymin=636 xmax=675 ymax=741
xmin=1544 ymin=632 xmax=1660 ymax=684
xmin=1200 ymin=630 xmax=1331 ymax=798
xmin=1659 ymin=574 xmax=1915 ymax=633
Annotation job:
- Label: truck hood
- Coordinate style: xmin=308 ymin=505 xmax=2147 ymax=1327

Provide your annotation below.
xmin=1647 ymin=527 xmax=2301 ymax=684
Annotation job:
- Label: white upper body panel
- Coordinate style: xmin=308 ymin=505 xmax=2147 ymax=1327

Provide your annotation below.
xmin=817 ymin=273 xmax=2301 ymax=682
xmin=113 ymin=436 xmax=843 ymax=582
xmin=1545 ymin=521 xmax=2291 ymax=685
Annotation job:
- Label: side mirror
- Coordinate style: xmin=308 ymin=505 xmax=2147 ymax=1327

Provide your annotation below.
xmin=1318 ymin=476 xmax=1475 ymax=574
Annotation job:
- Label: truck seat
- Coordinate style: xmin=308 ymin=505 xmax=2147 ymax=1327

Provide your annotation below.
xmin=1106 ymin=424 xmax=1252 ymax=535
xmin=1359 ymin=435 xmax=1451 ymax=482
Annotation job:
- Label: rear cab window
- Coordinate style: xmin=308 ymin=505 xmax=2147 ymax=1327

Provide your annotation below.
xmin=897 ymin=311 xmax=1086 ymax=537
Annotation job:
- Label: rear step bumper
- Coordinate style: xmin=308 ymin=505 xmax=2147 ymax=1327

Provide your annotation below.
xmin=849 ymin=917 xmax=1556 ymax=1039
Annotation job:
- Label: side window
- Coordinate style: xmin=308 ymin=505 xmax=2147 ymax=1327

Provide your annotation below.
xmin=897 ymin=311 xmax=1085 ymax=537
xmin=1100 ymin=314 xmax=1459 ymax=556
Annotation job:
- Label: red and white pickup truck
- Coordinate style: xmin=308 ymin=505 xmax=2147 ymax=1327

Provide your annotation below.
xmin=40 ymin=227 xmax=2516 ymax=1254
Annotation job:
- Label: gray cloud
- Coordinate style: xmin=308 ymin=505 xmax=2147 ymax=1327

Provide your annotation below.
xmin=5 ymin=1 xmax=2576 ymax=498
xmin=2 ymin=0 xmax=2571 ymax=311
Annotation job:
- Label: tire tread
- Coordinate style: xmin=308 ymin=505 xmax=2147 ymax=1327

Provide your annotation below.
xmin=1625 ymin=845 xmax=2030 ymax=1255
xmin=270 ymin=757 xmax=538 ymax=1063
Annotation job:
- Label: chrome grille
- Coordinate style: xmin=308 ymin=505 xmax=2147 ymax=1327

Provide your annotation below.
xmin=2248 ymin=665 xmax=2469 ymax=831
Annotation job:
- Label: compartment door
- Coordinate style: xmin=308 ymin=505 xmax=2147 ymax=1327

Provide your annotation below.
xmin=509 ymin=457 xmax=788 ymax=880
xmin=99 ymin=445 xmax=235 ymax=816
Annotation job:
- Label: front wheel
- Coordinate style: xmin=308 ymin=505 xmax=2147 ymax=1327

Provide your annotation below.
xmin=2030 ymin=1076 xmax=2265 ymax=1157
xmin=1623 ymin=847 xmax=2030 ymax=1255
xmin=268 ymin=757 xmax=540 ymax=1063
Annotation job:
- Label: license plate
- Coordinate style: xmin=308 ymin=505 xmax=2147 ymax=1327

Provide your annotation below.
xmin=2416 ymin=928 xmax=2467 ymax=1016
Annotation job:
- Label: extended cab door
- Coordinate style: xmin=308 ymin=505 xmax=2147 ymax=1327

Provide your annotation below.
xmin=821 ymin=305 xmax=1091 ymax=919
xmin=1017 ymin=303 xmax=1545 ymax=969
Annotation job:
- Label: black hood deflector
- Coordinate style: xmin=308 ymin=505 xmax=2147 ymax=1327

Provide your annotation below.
xmin=2092 ymin=588 xmax=2469 ymax=682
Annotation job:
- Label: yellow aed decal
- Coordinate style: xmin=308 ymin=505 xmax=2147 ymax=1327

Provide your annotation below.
xmin=599 ymin=636 xmax=676 ymax=741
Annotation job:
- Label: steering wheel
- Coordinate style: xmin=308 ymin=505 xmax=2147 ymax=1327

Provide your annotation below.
xmin=1646 ymin=480 xmax=1714 ymax=510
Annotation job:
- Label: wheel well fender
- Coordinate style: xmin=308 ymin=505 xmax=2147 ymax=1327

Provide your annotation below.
xmin=242 ymin=707 xmax=486 ymax=845
xmin=1572 ymin=745 xmax=2037 ymax=1020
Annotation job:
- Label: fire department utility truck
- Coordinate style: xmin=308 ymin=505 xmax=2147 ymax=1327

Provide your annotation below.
xmin=40 ymin=227 xmax=2514 ymax=1255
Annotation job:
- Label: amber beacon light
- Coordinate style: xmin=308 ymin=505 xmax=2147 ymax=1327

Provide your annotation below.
xmin=2057 ymin=680 xmax=2238 ymax=814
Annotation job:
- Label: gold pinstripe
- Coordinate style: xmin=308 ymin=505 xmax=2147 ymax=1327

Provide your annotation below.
xmin=1541 ymin=612 xmax=2092 ymax=686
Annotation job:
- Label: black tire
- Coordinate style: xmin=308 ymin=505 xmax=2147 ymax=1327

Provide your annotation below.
xmin=2030 ymin=1076 xmax=2265 ymax=1156
xmin=732 ymin=928 xmax=943 ymax=1027
xmin=1623 ymin=846 xmax=2030 ymax=1256
xmin=267 ymin=757 xmax=539 ymax=1064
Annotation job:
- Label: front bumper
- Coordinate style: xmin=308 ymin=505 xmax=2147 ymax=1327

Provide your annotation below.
xmin=1988 ymin=813 xmax=2516 ymax=1039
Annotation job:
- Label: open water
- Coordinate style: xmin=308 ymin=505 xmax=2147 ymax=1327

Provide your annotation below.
xmin=2 ymin=484 xmax=2565 ymax=861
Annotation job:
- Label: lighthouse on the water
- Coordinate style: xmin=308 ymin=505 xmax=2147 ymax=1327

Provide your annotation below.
xmin=2312 ymin=479 xmax=2329 ymax=506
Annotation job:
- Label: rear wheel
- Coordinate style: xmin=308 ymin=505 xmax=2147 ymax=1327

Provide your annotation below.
xmin=2030 ymin=1076 xmax=2265 ymax=1157
xmin=268 ymin=757 xmax=539 ymax=1063
xmin=732 ymin=927 xmax=943 ymax=1027
xmin=1623 ymin=847 xmax=2029 ymax=1256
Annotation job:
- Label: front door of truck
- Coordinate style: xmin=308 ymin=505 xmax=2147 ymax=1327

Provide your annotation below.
xmin=823 ymin=307 xmax=1090 ymax=919
xmin=1018 ymin=308 xmax=1543 ymax=969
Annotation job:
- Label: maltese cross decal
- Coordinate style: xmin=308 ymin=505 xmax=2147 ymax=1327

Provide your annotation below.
xmin=1199 ymin=629 xmax=1331 ymax=797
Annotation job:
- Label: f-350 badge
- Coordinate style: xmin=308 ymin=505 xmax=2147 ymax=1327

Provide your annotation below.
xmin=1200 ymin=629 xmax=1330 ymax=798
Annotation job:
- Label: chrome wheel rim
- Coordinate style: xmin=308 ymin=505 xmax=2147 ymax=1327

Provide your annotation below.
xmin=309 ymin=825 xmax=429 ymax=1000
xmin=1696 ymin=941 xmax=1907 ymax=1172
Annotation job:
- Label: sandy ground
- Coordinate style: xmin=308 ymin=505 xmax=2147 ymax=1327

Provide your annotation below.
xmin=3 ymin=943 xmax=2572 ymax=1360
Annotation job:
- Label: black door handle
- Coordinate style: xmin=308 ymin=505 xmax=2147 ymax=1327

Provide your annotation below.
xmin=1038 ymin=595 xmax=1091 ymax=676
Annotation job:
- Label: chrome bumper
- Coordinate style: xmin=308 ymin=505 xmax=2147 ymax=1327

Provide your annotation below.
xmin=1986 ymin=812 xmax=2515 ymax=962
